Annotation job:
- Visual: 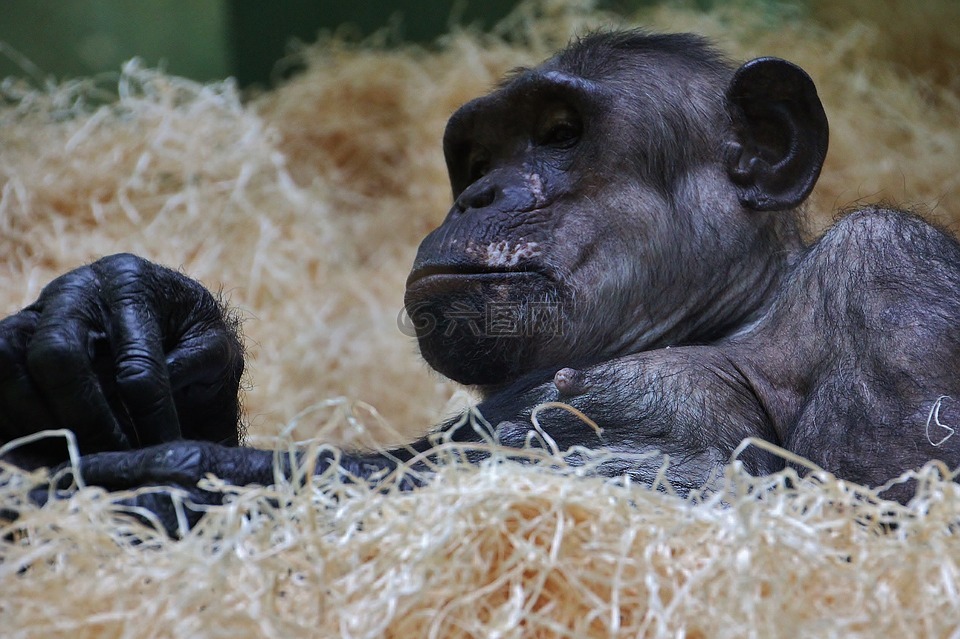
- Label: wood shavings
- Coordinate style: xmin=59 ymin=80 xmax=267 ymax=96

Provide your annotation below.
xmin=4 ymin=442 xmax=960 ymax=638
xmin=1 ymin=1 xmax=959 ymax=636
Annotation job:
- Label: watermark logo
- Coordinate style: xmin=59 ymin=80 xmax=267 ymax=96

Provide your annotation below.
xmin=397 ymin=302 xmax=563 ymax=338
xmin=396 ymin=302 xmax=437 ymax=337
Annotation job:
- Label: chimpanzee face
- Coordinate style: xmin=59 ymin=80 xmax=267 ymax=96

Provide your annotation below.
xmin=404 ymin=32 xmax=827 ymax=388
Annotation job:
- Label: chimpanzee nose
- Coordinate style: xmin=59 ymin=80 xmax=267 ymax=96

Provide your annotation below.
xmin=455 ymin=181 xmax=496 ymax=213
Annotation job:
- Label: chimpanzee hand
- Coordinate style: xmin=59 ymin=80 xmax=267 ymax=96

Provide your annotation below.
xmin=0 ymin=254 xmax=244 ymax=467
xmin=477 ymin=349 xmax=782 ymax=491
xmin=68 ymin=441 xmax=276 ymax=489
xmin=18 ymin=442 xmax=276 ymax=537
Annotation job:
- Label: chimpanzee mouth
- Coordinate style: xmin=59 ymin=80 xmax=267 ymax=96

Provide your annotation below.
xmin=405 ymin=265 xmax=548 ymax=292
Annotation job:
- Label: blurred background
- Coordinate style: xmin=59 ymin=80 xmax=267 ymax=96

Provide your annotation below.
xmin=0 ymin=0 xmax=798 ymax=87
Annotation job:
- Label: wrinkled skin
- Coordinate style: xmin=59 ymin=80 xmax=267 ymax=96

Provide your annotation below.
xmin=0 ymin=254 xmax=245 ymax=466
xmin=3 ymin=31 xmax=960 ymax=534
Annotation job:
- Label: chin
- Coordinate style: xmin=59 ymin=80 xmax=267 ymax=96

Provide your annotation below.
xmin=405 ymin=275 xmax=568 ymax=386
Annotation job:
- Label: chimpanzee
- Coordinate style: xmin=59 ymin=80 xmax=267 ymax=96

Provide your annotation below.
xmin=2 ymin=30 xmax=959 ymax=528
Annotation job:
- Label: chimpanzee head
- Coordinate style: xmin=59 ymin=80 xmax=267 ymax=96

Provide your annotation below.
xmin=404 ymin=30 xmax=828 ymax=389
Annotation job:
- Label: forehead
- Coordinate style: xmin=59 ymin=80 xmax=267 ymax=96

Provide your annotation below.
xmin=481 ymin=30 xmax=733 ymax=120
xmin=444 ymin=30 xmax=733 ymax=152
xmin=545 ymin=30 xmax=732 ymax=83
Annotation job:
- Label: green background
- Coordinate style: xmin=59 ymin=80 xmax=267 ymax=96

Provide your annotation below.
xmin=0 ymin=0 xmax=737 ymax=88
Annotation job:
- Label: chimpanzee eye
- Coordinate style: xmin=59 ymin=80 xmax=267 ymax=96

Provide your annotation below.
xmin=537 ymin=107 xmax=582 ymax=148
xmin=544 ymin=122 xmax=580 ymax=145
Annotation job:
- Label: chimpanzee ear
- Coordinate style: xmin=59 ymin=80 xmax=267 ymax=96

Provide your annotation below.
xmin=725 ymin=57 xmax=829 ymax=212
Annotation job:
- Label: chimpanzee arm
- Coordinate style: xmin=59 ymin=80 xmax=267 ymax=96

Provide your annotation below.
xmin=24 ymin=440 xmax=425 ymax=536
xmin=69 ymin=439 xmax=434 ymax=490
xmin=61 ymin=405 xmax=495 ymax=501
xmin=0 ymin=254 xmax=245 ymax=468
xmin=57 ymin=345 xmax=781 ymax=514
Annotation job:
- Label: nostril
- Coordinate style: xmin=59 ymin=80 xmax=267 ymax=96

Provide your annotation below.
xmin=456 ymin=183 xmax=496 ymax=213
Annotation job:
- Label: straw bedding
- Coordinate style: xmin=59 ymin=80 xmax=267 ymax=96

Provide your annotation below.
xmin=1 ymin=1 xmax=959 ymax=636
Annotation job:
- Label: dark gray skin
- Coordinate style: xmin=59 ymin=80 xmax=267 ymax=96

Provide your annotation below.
xmin=2 ymin=31 xmax=959 ymax=532
xmin=407 ymin=34 xmax=813 ymax=388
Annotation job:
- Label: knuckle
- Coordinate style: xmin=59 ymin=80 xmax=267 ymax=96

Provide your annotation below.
xmin=0 ymin=310 xmax=38 ymax=340
xmin=46 ymin=265 xmax=98 ymax=292
xmin=115 ymin=353 xmax=168 ymax=400
xmin=26 ymin=333 xmax=86 ymax=387
xmin=96 ymin=253 xmax=148 ymax=275
xmin=154 ymin=442 xmax=205 ymax=484
xmin=95 ymin=254 xmax=156 ymax=299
